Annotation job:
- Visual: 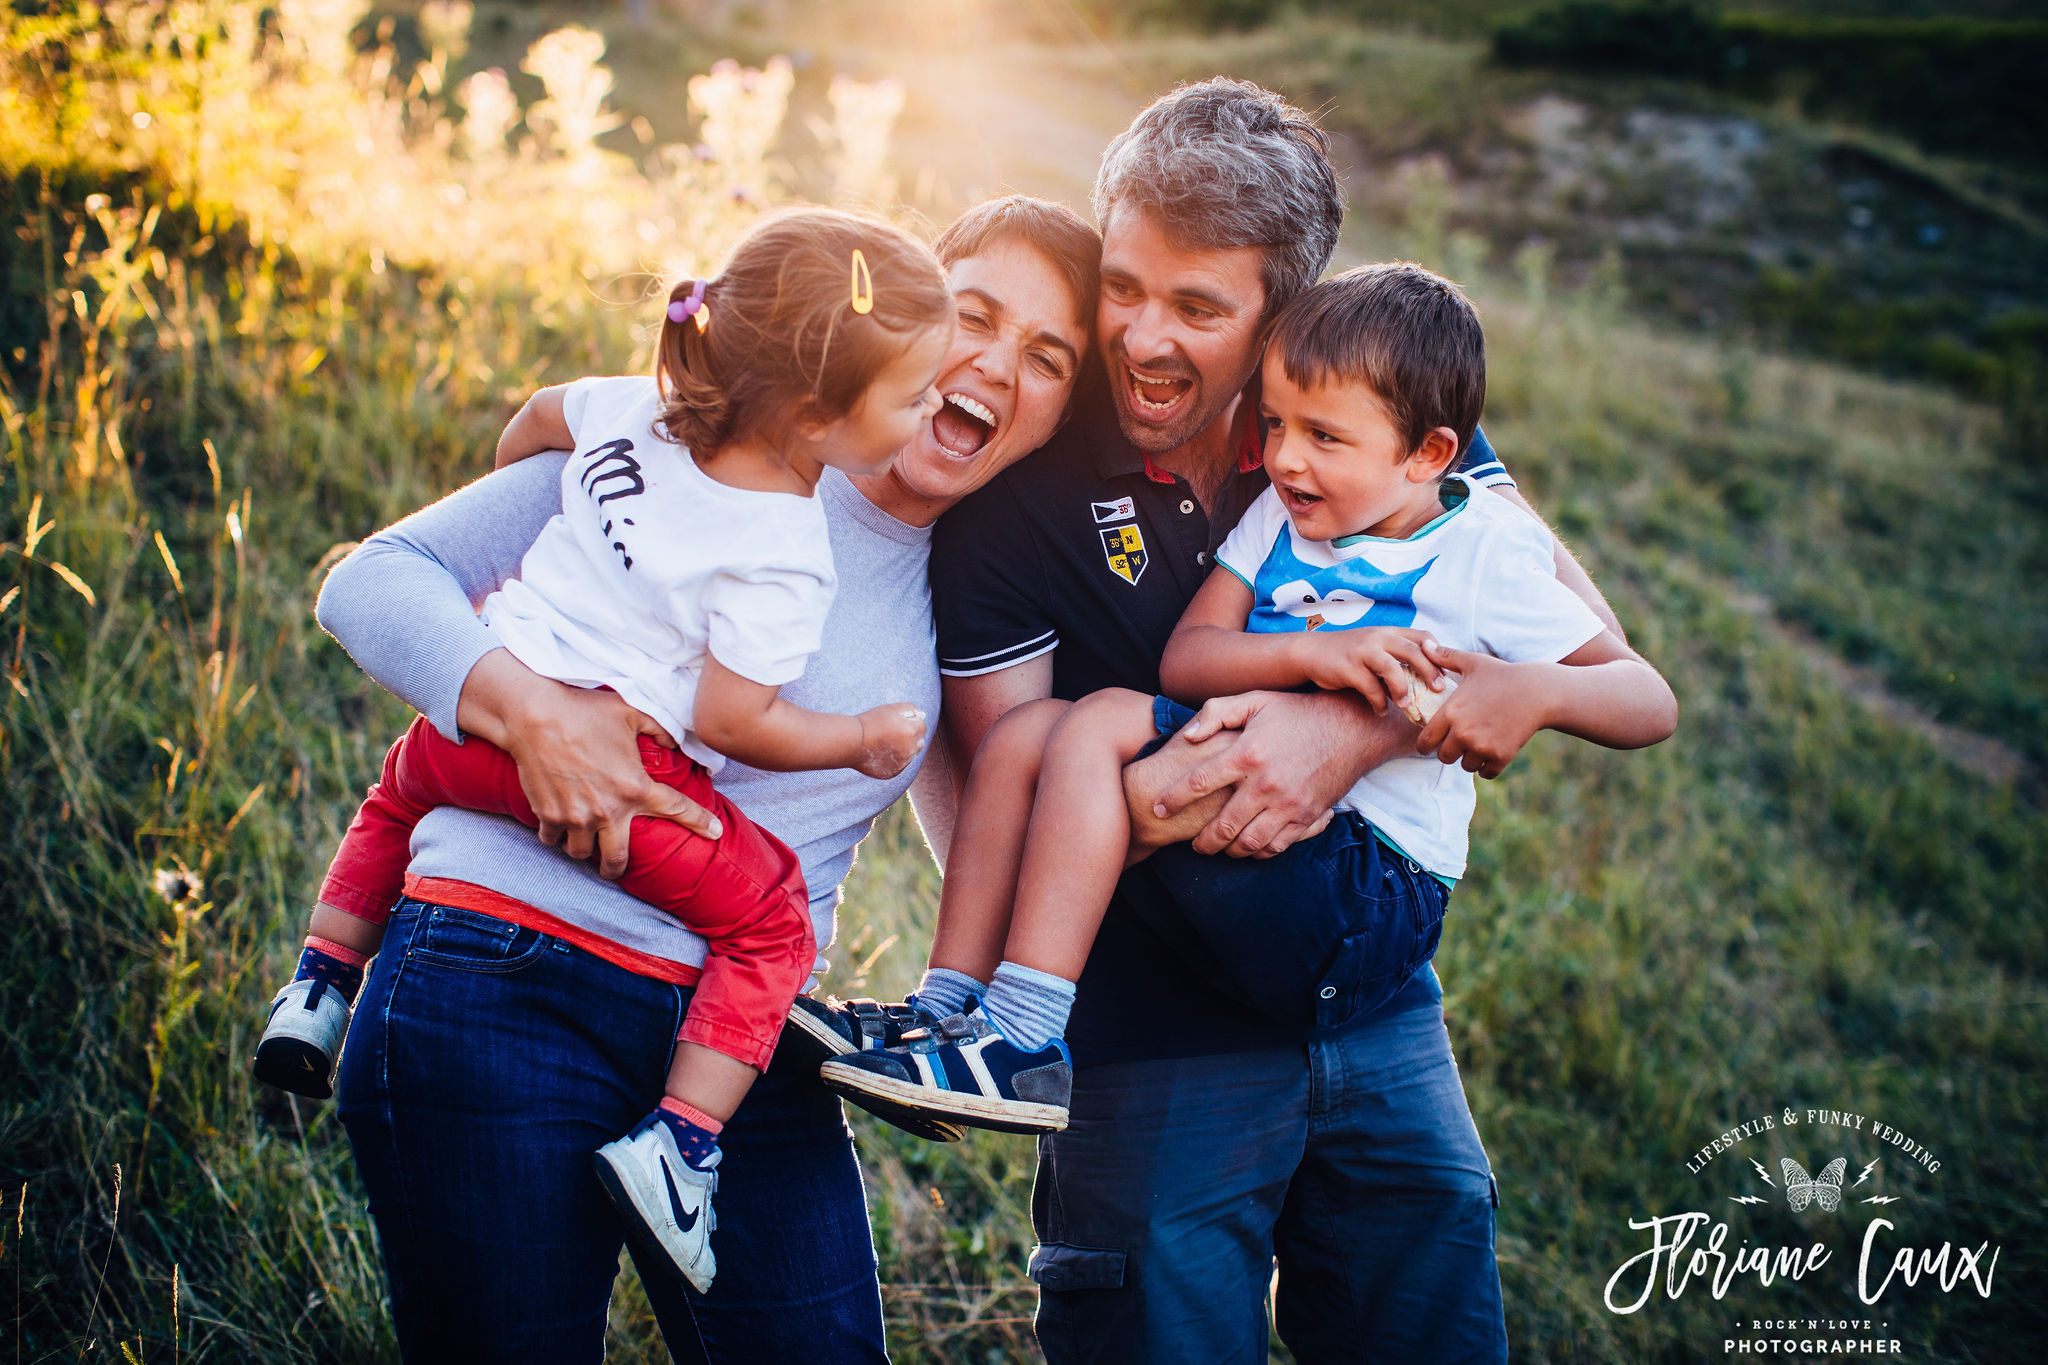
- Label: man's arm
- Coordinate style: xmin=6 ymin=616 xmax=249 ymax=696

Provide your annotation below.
xmin=1489 ymin=485 xmax=1624 ymax=641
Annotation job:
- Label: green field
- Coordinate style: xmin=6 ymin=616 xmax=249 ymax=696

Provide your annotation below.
xmin=3 ymin=2 xmax=2042 ymax=1361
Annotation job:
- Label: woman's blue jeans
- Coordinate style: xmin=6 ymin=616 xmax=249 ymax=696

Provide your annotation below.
xmin=336 ymin=898 xmax=889 ymax=1364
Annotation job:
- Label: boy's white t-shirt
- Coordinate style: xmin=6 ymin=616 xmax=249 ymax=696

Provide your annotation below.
xmin=479 ymin=375 xmax=836 ymax=774
xmin=1215 ymin=474 xmax=1604 ymax=879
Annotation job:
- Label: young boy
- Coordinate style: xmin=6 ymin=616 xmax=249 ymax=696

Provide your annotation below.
xmin=811 ymin=263 xmax=1677 ymax=1135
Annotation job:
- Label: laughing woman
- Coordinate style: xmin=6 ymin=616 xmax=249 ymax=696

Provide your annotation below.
xmin=313 ymin=197 xmax=1096 ymax=1364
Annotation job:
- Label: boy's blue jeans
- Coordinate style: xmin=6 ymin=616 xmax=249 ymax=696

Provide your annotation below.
xmin=1028 ymin=967 xmax=1507 ymax=1365
xmin=336 ymin=898 xmax=888 ymax=1365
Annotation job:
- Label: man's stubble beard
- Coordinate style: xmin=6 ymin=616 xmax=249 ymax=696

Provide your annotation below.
xmin=1104 ymin=346 xmax=1259 ymax=459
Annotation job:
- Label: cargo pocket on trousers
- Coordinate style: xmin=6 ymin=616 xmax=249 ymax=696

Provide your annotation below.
xmin=1029 ymin=1243 xmax=1128 ymax=1292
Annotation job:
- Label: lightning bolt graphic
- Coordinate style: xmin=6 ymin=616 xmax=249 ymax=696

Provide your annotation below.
xmin=1750 ymin=1158 xmax=1774 ymax=1186
xmin=1730 ymin=1195 xmax=1769 ymax=1206
xmin=1854 ymin=1159 xmax=1880 ymax=1187
xmin=1862 ymin=1195 xmax=1901 ymax=1206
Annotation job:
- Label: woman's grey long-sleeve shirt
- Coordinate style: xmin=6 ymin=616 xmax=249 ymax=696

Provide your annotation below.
xmin=314 ymin=456 xmax=940 ymax=972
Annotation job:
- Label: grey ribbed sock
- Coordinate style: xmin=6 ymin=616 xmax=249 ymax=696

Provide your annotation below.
xmin=981 ymin=961 xmax=1076 ymax=1053
xmin=914 ymin=967 xmax=985 ymax=1019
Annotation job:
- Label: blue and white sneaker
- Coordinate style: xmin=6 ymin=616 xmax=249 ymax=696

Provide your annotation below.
xmin=594 ymin=1115 xmax=721 ymax=1293
xmin=783 ymin=994 xmax=967 ymax=1142
xmin=252 ymin=978 xmax=351 ymax=1100
xmin=782 ymin=993 xmax=948 ymax=1066
xmin=818 ymin=1004 xmax=1071 ymax=1136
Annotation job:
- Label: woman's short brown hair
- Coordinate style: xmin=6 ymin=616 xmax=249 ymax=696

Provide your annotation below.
xmin=932 ymin=195 xmax=1101 ymax=332
xmin=657 ymin=208 xmax=951 ymax=452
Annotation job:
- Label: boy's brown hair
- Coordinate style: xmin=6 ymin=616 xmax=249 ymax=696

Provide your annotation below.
xmin=658 ymin=208 xmax=951 ymax=452
xmin=1266 ymin=262 xmax=1486 ymax=463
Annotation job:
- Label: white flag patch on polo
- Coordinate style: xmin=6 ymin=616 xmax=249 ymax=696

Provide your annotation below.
xmin=1092 ymin=496 xmax=1136 ymax=524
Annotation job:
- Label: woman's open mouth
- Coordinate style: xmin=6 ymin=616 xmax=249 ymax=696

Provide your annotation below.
xmin=1122 ymin=362 xmax=1193 ymax=423
xmin=932 ymin=392 xmax=997 ymax=458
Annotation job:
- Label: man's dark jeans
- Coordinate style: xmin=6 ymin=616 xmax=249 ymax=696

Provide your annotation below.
xmin=1028 ymin=966 xmax=1508 ymax=1365
xmin=336 ymin=898 xmax=888 ymax=1364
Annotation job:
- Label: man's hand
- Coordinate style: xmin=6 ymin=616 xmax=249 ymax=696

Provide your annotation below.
xmin=1412 ymin=644 xmax=1552 ymax=779
xmin=458 ymin=648 xmax=722 ymax=879
xmin=1152 ymin=689 xmax=1404 ymax=858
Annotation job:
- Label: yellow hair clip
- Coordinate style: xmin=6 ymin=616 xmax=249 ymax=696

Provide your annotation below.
xmin=849 ymin=248 xmax=875 ymax=316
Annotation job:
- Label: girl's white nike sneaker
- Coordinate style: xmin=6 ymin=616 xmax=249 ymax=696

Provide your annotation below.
xmin=252 ymin=978 xmax=351 ymax=1100
xmin=594 ymin=1116 xmax=721 ymax=1293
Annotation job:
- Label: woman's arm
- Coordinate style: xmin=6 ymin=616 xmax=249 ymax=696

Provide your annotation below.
xmin=316 ymin=456 xmax=565 ymax=735
xmin=316 ymin=456 xmax=717 ymax=878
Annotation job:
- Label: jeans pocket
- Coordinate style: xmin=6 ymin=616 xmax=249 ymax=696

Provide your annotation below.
xmin=1029 ymin=1242 xmax=1128 ymax=1292
xmin=410 ymin=905 xmax=547 ymax=973
xmin=1314 ymin=855 xmax=1448 ymax=1029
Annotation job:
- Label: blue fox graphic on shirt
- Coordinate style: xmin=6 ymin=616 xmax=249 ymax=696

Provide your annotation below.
xmin=1246 ymin=532 xmax=1438 ymax=634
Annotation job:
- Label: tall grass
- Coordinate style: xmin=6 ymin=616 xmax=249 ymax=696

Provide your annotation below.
xmin=3 ymin=5 xmax=2044 ymax=1363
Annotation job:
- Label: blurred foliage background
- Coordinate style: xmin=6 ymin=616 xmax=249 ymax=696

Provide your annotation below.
xmin=1 ymin=1 xmax=2042 ymax=1361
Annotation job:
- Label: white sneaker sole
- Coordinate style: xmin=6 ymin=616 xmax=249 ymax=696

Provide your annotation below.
xmin=818 ymin=1061 xmax=1069 ymax=1135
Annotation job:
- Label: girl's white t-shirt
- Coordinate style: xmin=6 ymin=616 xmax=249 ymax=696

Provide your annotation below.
xmin=479 ymin=375 xmax=836 ymax=773
xmin=1216 ymin=475 xmax=1605 ymax=879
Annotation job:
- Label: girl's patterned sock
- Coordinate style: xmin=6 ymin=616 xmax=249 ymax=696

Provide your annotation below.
xmin=294 ymin=935 xmax=368 ymax=1004
xmin=655 ymin=1096 xmax=724 ymax=1170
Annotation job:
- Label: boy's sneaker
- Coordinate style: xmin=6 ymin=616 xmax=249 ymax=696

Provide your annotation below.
xmin=252 ymin=978 xmax=351 ymax=1100
xmin=594 ymin=1115 xmax=721 ymax=1294
xmin=818 ymin=1005 xmax=1070 ymax=1136
xmin=783 ymin=995 xmax=967 ymax=1142
xmin=782 ymin=993 xmax=948 ymax=1064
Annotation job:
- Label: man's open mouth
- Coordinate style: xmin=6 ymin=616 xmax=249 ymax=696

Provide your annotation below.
xmin=932 ymin=392 xmax=997 ymax=458
xmin=1122 ymin=362 xmax=1193 ymax=420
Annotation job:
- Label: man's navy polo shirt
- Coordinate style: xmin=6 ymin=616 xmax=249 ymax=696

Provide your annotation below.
xmin=929 ymin=386 xmax=1514 ymax=1066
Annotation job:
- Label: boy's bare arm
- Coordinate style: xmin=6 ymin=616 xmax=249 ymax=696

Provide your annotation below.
xmin=495 ymin=385 xmax=576 ymax=468
xmin=693 ymin=654 xmax=926 ymax=780
xmin=1414 ymin=632 xmax=1677 ymax=779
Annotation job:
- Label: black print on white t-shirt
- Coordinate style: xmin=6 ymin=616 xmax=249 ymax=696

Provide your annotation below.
xmin=578 ymin=438 xmax=644 ymax=570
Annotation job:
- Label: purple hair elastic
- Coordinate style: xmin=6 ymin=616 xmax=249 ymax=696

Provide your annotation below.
xmin=667 ymin=278 xmax=708 ymax=325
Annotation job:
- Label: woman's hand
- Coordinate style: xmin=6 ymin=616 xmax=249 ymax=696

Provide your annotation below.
xmin=457 ymin=648 xmax=722 ymax=879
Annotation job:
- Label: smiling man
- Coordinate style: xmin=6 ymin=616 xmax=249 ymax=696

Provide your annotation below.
xmin=927 ymin=81 xmax=1620 ymax=1363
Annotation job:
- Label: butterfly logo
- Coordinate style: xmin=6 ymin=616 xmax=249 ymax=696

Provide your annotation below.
xmin=1781 ymin=1157 xmax=1847 ymax=1213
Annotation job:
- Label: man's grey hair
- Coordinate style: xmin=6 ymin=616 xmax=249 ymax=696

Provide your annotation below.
xmin=1093 ymin=78 xmax=1343 ymax=319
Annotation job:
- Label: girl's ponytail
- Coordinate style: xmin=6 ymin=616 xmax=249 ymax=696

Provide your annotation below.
xmin=657 ymin=278 xmax=734 ymax=452
xmin=653 ymin=208 xmax=951 ymax=455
